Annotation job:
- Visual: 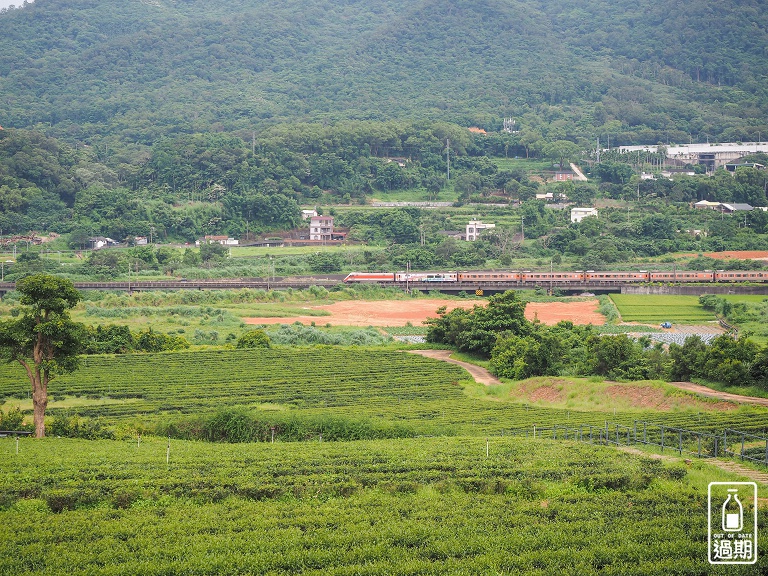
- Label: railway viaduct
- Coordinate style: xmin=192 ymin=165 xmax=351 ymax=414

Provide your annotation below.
xmin=2 ymin=279 xmax=768 ymax=297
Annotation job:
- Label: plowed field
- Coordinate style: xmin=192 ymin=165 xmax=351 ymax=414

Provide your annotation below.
xmin=244 ymin=299 xmax=605 ymax=327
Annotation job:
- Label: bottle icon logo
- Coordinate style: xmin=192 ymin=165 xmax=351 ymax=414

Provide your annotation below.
xmin=722 ymin=489 xmax=743 ymax=532
xmin=709 ymin=482 xmax=757 ymax=565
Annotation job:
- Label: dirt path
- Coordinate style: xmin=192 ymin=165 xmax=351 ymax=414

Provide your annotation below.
xmin=570 ymin=162 xmax=588 ymax=181
xmin=668 ymin=382 xmax=768 ymax=407
xmin=407 ymin=350 xmax=501 ymax=385
xmin=618 ymin=446 xmax=768 ymax=485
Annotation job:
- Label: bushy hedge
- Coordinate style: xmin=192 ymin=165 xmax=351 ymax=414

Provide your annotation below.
xmin=159 ymin=409 xmax=419 ymax=443
xmin=266 ymin=324 xmax=392 ymax=346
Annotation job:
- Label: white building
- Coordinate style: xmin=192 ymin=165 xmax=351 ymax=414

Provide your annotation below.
xmin=200 ymin=235 xmax=239 ymax=246
xmin=617 ymin=142 xmax=768 ymax=172
xmin=310 ymin=216 xmax=334 ymax=241
xmin=466 ymin=220 xmax=495 ymax=241
xmin=571 ymin=207 xmax=598 ymax=223
xmin=88 ymin=236 xmax=117 ymax=250
xmin=301 ymin=209 xmax=318 ymax=220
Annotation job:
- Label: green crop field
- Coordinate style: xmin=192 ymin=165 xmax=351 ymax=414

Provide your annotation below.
xmin=610 ymin=295 xmax=715 ymax=323
xmin=1 ymin=435 xmax=765 ymax=575
xmin=721 ymin=295 xmax=768 ymax=304
xmin=3 ymin=346 xmax=768 ymax=573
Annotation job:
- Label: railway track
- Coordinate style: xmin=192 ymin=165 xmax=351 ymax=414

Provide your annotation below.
xmin=1 ymin=278 xmax=768 ymax=294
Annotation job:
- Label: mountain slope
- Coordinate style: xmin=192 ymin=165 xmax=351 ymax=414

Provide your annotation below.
xmin=1 ymin=0 xmax=766 ymax=143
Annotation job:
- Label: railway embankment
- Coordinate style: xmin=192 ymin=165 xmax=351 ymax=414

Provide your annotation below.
xmin=623 ymin=285 xmax=768 ymax=296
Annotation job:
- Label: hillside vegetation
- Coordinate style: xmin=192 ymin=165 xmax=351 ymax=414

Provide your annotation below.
xmin=1 ymin=0 xmax=766 ymax=143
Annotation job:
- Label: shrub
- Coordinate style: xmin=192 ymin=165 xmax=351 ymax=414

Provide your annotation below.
xmin=0 ymin=406 xmax=28 ymax=431
xmin=236 ymin=329 xmax=272 ymax=349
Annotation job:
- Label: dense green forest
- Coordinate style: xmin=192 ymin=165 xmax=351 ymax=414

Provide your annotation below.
xmin=1 ymin=0 xmax=767 ymax=144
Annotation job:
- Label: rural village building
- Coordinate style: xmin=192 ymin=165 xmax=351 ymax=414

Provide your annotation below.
xmin=466 ymin=220 xmax=495 ymax=241
xmin=693 ymin=201 xmax=754 ymax=213
xmin=197 ymin=235 xmax=239 ymax=246
xmin=309 ymin=215 xmax=334 ymax=241
xmin=570 ymin=207 xmax=598 ymax=223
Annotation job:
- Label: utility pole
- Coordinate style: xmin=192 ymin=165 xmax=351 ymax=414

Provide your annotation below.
xmin=550 ymin=259 xmax=553 ymax=295
xmin=446 ymin=139 xmax=450 ymax=181
xmin=406 ymin=260 xmax=410 ymax=294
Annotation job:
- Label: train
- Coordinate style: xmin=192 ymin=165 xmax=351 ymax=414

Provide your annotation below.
xmin=343 ymin=270 xmax=768 ymax=284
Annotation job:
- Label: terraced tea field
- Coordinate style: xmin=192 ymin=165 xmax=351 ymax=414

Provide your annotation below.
xmin=3 ymin=344 xmax=768 ymax=573
xmin=1 ymin=436 xmax=765 ymax=575
xmin=3 ymin=349 xmax=768 ymax=437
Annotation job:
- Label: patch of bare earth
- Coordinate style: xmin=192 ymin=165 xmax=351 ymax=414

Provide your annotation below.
xmin=244 ymin=299 xmax=606 ymax=327
xmin=527 ymin=385 xmax=564 ymax=403
xmin=407 ymin=350 xmax=501 ymax=386
xmin=526 ymin=300 xmax=605 ymax=325
xmin=604 ymin=384 xmax=737 ymax=411
xmin=244 ymin=299 xmax=478 ymax=327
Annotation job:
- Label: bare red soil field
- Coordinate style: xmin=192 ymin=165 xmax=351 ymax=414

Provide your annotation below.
xmin=243 ymin=299 xmax=605 ymax=327
xmin=526 ymin=301 xmax=605 ymax=325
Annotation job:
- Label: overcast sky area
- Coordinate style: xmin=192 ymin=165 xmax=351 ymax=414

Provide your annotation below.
xmin=0 ymin=1 xmax=34 ymax=10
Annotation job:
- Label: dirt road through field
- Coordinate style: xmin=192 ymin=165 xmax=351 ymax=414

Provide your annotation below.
xmin=407 ymin=350 xmax=501 ymax=385
xmin=618 ymin=446 xmax=768 ymax=485
xmin=668 ymin=381 xmax=768 ymax=407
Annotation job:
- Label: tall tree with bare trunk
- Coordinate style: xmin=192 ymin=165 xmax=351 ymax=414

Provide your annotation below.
xmin=0 ymin=274 xmax=83 ymax=438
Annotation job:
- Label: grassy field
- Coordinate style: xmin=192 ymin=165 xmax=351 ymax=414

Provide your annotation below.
xmin=720 ymin=295 xmax=768 ymax=304
xmin=490 ymin=157 xmax=555 ymax=173
xmin=713 ymin=294 xmax=768 ymax=344
xmin=610 ymin=294 xmax=715 ymax=323
xmin=0 ymin=288 xmax=465 ymax=344
xmin=368 ymin=185 xmax=459 ymax=203
xmin=474 ymin=376 xmax=734 ymax=413
xmin=228 ymin=244 xmax=371 ymax=258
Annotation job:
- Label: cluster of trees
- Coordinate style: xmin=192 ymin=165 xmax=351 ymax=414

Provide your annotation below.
xmin=0 ymin=124 xmax=528 ymax=240
xmin=82 ymin=325 xmax=190 ymax=354
xmin=426 ymin=290 xmax=768 ymax=388
xmin=82 ymin=244 xmax=226 ymax=277
xmin=668 ymin=334 xmax=768 ymax=388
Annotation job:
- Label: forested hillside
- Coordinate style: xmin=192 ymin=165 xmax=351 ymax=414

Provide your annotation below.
xmin=2 ymin=0 xmax=768 ymax=269
xmin=1 ymin=0 xmax=767 ymax=144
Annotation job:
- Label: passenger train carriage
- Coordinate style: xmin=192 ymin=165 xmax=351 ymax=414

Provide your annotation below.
xmin=343 ymin=269 xmax=768 ymax=285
